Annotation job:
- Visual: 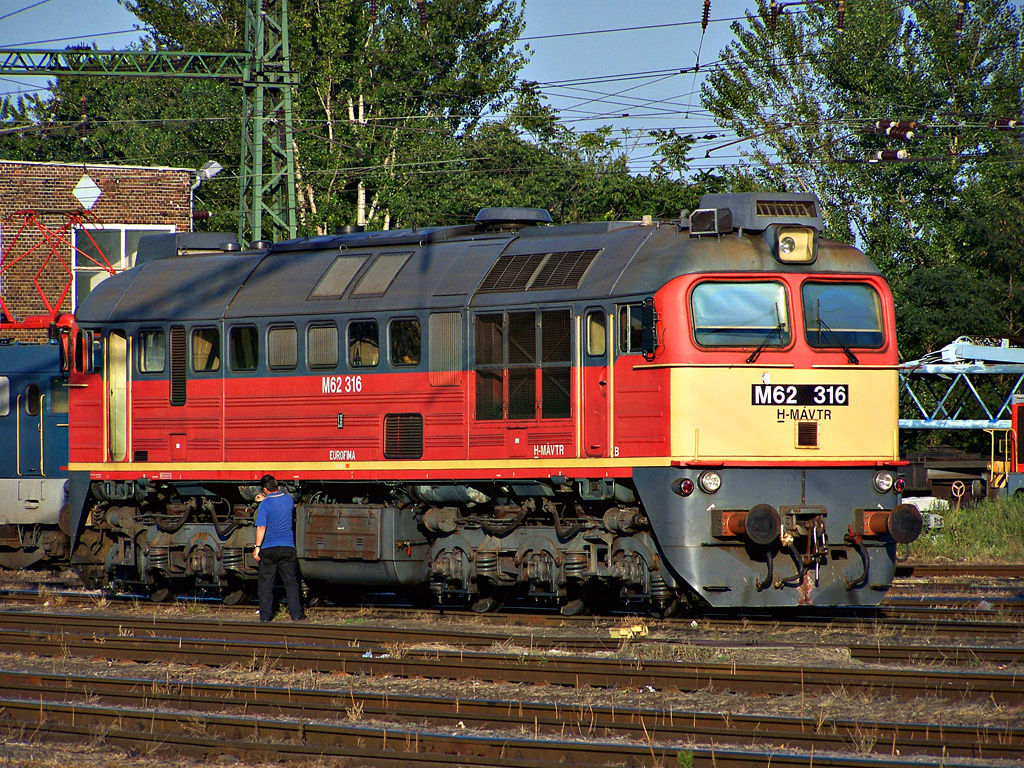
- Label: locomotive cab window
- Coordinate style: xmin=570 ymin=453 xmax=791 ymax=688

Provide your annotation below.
xmin=307 ymin=323 xmax=339 ymax=369
xmin=268 ymin=326 xmax=297 ymax=370
xmin=229 ymin=325 xmax=259 ymax=372
xmin=587 ymin=310 xmax=607 ymax=357
xmin=617 ymin=304 xmax=643 ymax=354
xmin=191 ymin=327 xmax=221 ymax=372
xmin=691 ymin=281 xmax=791 ymax=347
xmin=139 ymin=329 xmax=166 ymax=373
xmin=389 ymin=318 xmax=421 ymax=367
xmin=802 ymin=282 xmax=884 ymax=349
xmin=348 ymin=320 xmax=379 ymax=368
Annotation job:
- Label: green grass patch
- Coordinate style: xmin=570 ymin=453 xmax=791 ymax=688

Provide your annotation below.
xmin=910 ymin=496 xmax=1024 ymax=562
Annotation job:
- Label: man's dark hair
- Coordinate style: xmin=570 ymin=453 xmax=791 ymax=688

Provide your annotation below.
xmin=260 ymin=474 xmax=279 ymax=492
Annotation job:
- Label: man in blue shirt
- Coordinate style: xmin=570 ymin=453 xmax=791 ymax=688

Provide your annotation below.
xmin=253 ymin=474 xmax=305 ymax=622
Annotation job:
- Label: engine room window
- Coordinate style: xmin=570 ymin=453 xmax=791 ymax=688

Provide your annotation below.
xmin=349 ymin=320 xmax=379 ymax=368
xmin=428 ymin=312 xmax=463 ymax=387
xmin=191 ymin=327 xmax=221 ymax=372
xmin=268 ymin=326 xmax=297 ymax=370
xmin=229 ymin=325 xmax=259 ymax=372
xmin=307 ymin=323 xmax=339 ymax=369
xmin=139 ymin=329 xmax=166 ymax=373
xmin=389 ymin=318 xmax=421 ymax=367
xmin=802 ymin=282 xmax=885 ymax=349
xmin=691 ymin=282 xmax=791 ymax=347
xmin=586 ymin=310 xmax=607 ymax=357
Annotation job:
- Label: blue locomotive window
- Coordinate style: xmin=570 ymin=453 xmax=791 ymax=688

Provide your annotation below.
xmin=25 ymin=384 xmax=41 ymax=416
xmin=49 ymin=378 xmax=68 ymax=414
xmin=139 ymin=330 xmax=166 ymax=373
xmin=349 ymin=320 xmax=379 ymax=368
xmin=389 ymin=319 xmax=421 ymax=367
xmin=230 ymin=325 xmax=259 ymax=371
xmin=691 ymin=282 xmax=791 ymax=347
xmin=0 ymin=376 xmax=8 ymax=417
xmin=191 ymin=327 xmax=221 ymax=372
xmin=802 ymin=282 xmax=884 ymax=349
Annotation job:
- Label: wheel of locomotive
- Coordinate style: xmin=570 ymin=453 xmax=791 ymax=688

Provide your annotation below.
xmin=470 ymin=584 xmax=506 ymax=613
xmin=148 ymin=575 xmax=176 ymax=603
xmin=221 ymin=575 xmax=251 ymax=606
xmin=560 ymin=579 xmax=614 ymax=617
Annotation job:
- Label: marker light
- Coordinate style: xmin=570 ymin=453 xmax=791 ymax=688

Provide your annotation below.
xmin=672 ymin=478 xmax=695 ymax=497
xmin=873 ymin=471 xmax=895 ymax=493
xmin=698 ymin=471 xmax=722 ymax=494
xmin=894 ymin=477 xmax=905 ymax=494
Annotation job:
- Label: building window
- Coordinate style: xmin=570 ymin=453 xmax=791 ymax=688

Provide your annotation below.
xmin=73 ymin=225 xmax=176 ymax=309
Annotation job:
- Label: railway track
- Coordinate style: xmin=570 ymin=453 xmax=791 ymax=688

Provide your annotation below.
xmin=0 ymin=668 xmax=1017 ymax=761
xmin=0 ymin=611 xmax=1021 ymax=703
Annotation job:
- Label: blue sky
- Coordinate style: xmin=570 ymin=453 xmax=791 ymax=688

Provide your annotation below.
xmin=0 ymin=0 xmax=749 ymax=172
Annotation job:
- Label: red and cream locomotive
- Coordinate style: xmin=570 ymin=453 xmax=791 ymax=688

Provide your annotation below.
xmin=64 ymin=192 xmax=921 ymax=612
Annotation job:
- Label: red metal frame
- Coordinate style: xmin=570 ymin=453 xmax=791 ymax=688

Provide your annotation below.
xmin=0 ymin=208 xmax=115 ymax=330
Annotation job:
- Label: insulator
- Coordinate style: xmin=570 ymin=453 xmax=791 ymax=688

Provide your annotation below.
xmin=886 ymin=126 xmax=915 ymax=140
xmin=990 ymin=118 xmax=1020 ymax=131
xmin=770 ymin=0 xmax=778 ymax=33
xmin=872 ymin=149 xmax=909 ymax=162
xmin=702 ymin=0 xmax=711 ymax=32
xmin=417 ymin=0 xmax=427 ymax=26
xmin=368 ymin=0 xmax=377 ymax=24
xmin=956 ymin=1 xmax=966 ymax=36
xmin=836 ymin=0 xmax=844 ymax=34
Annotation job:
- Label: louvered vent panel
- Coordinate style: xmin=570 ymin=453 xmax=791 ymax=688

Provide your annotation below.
xmin=530 ymin=249 xmax=599 ymax=290
xmin=309 ymin=256 xmax=368 ymax=299
xmin=133 ymin=450 xmax=149 ymax=462
xmin=169 ymin=326 xmax=186 ymax=406
xmin=756 ymin=199 xmax=817 ymax=218
xmin=428 ymin=312 xmax=463 ymax=387
xmin=477 ymin=253 xmax=546 ymax=292
xmin=384 ymin=413 xmax=424 ymax=459
xmin=797 ymin=421 xmax=818 ymax=448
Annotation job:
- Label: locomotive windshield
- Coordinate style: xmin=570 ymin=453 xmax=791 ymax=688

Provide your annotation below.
xmin=691 ymin=281 xmax=791 ymax=347
xmin=802 ymin=282 xmax=884 ymax=349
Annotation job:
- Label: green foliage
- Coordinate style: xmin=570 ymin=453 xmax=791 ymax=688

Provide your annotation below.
xmin=702 ymin=0 xmax=1024 ymax=359
xmin=912 ymin=496 xmax=1024 ymax=562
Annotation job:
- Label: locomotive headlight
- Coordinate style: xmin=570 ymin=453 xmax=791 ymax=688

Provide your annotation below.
xmin=873 ymin=470 xmax=895 ymax=493
xmin=766 ymin=225 xmax=817 ymax=264
xmin=698 ymin=471 xmax=722 ymax=494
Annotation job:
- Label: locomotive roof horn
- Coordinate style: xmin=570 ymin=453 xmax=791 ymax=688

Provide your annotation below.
xmin=475 ymin=207 xmax=553 ymax=229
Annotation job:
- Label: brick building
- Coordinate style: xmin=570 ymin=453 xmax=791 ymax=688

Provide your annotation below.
xmin=0 ymin=160 xmax=193 ymax=341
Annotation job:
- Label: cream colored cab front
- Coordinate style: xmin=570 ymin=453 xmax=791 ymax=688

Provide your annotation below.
xmin=670 ymin=367 xmax=899 ymax=462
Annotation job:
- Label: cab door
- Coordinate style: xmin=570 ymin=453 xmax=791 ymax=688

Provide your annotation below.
xmin=582 ymin=309 xmax=610 ymax=457
xmin=17 ymin=383 xmax=43 ymax=475
xmin=106 ymin=330 xmax=129 ymax=461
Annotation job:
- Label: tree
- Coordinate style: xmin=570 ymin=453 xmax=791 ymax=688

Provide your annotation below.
xmin=702 ymin=0 xmax=1024 ymax=359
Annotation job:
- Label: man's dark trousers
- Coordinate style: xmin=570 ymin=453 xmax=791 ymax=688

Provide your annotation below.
xmin=257 ymin=546 xmax=304 ymax=621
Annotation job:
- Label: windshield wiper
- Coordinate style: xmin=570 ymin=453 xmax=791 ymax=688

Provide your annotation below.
xmin=818 ymin=316 xmax=859 ymax=364
xmin=746 ymin=322 xmax=784 ymax=364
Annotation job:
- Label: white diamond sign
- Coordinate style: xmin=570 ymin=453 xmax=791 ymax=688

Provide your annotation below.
xmin=73 ymin=174 xmax=102 ymax=209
